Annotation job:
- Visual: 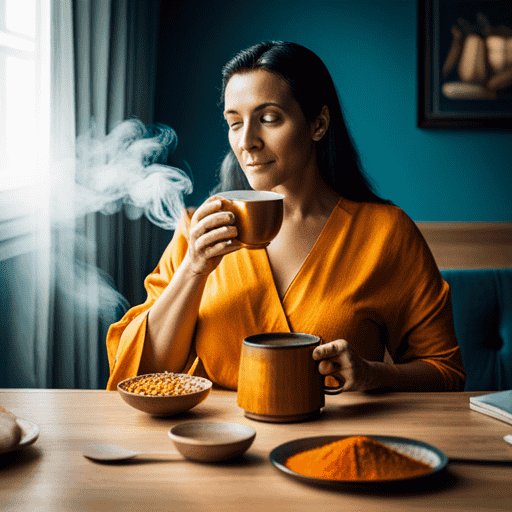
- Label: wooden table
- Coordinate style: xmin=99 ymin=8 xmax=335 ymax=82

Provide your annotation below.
xmin=1 ymin=389 xmax=511 ymax=512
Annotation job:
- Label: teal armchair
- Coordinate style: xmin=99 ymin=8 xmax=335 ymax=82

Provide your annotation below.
xmin=441 ymin=269 xmax=512 ymax=391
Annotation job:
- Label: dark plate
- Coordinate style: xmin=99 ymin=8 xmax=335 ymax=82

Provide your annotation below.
xmin=270 ymin=435 xmax=449 ymax=488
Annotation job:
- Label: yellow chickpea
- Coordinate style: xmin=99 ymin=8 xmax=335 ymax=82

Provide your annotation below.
xmin=120 ymin=373 xmax=206 ymax=396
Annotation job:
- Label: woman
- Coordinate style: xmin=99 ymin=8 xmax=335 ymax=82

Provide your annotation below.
xmin=106 ymin=41 xmax=465 ymax=392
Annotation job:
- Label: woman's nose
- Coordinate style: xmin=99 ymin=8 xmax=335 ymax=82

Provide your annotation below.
xmin=239 ymin=123 xmax=263 ymax=151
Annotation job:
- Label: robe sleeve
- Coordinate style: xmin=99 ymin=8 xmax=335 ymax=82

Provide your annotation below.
xmin=385 ymin=209 xmax=466 ymax=391
xmin=105 ymin=209 xmax=199 ymax=390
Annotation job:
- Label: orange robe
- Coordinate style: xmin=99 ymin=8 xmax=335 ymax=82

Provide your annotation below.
xmin=106 ymin=198 xmax=466 ymax=391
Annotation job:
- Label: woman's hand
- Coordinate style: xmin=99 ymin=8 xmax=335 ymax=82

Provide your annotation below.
xmin=312 ymin=339 xmax=378 ymax=392
xmin=185 ymin=196 xmax=241 ymax=276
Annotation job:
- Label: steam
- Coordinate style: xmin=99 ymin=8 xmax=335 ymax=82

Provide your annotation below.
xmin=75 ymin=119 xmax=193 ymax=229
xmin=71 ymin=119 xmax=194 ymax=385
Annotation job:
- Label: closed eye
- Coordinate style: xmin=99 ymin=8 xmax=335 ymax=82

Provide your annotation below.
xmin=226 ymin=113 xmax=279 ymax=130
xmin=261 ymin=114 xmax=279 ymax=124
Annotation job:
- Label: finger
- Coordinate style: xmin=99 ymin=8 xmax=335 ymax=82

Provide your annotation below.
xmin=317 ymin=359 xmax=341 ymax=375
xmin=195 ymin=224 xmax=238 ymax=251
xmin=193 ymin=197 xmax=221 ymax=218
xmin=190 ymin=212 xmax=235 ymax=243
xmin=312 ymin=339 xmax=348 ymax=360
xmin=202 ymin=211 xmax=236 ymax=232
xmin=211 ymin=238 xmax=244 ymax=257
xmin=199 ymin=236 xmax=243 ymax=260
xmin=192 ymin=197 xmax=231 ymax=226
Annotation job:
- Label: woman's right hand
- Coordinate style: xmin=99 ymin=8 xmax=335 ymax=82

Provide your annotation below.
xmin=185 ymin=196 xmax=241 ymax=276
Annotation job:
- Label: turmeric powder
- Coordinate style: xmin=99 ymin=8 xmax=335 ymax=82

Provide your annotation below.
xmin=285 ymin=436 xmax=432 ymax=481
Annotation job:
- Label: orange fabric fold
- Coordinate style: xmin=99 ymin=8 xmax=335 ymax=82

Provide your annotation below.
xmin=106 ymin=198 xmax=465 ymax=391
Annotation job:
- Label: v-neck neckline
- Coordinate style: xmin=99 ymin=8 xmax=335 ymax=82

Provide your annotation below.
xmin=262 ymin=197 xmax=343 ymax=304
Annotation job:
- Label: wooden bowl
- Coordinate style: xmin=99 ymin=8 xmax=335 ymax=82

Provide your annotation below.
xmin=117 ymin=373 xmax=212 ymax=417
xmin=218 ymin=190 xmax=284 ymax=249
xmin=168 ymin=422 xmax=256 ymax=462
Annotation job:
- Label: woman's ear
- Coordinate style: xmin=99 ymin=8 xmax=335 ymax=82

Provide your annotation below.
xmin=311 ymin=105 xmax=330 ymax=141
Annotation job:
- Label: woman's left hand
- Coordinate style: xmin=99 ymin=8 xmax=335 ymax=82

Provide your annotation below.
xmin=312 ymin=339 xmax=378 ymax=392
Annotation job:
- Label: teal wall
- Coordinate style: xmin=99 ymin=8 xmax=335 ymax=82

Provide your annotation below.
xmin=154 ymin=0 xmax=511 ymax=222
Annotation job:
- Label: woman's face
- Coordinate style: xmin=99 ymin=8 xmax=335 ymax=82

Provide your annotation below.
xmin=223 ymin=69 xmax=320 ymax=193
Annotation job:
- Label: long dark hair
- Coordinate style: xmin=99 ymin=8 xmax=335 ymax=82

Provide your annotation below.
xmin=212 ymin=41 xmax=390 ymax=204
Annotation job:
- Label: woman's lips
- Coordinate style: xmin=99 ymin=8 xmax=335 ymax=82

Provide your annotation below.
xmin=246 ymin=161 xmax=274 ymax=170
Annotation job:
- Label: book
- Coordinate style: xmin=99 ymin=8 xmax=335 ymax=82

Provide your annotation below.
xmin=469 ymin=390 xmax=512 ymax=426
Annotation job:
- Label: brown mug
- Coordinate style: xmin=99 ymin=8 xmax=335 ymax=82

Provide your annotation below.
xmin=237 ymin=333 xmax=343 ymax=423
xmin=218 ymin=190 xmax=284 ymax=249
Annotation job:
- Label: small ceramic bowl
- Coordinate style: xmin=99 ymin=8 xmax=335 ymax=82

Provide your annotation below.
xmin=168 ymin=422 xmax=256 ymax=462
xmin=117 ymin=373 xmax=212 ymax=417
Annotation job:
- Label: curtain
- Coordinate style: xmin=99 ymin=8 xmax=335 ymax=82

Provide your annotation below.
xmin=58 ymin=0 xmax=169 ymax=387
xmin=73 ymin=0 xmax=171 ymax=310
xmin=0 ymin=0 xmax=94 ymax=388
xmin=0 ymin=0 xmax=167 ymax=389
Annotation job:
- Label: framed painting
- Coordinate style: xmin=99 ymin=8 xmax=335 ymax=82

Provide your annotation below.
xmin=418 ymin=0 xmax=512 ymax=128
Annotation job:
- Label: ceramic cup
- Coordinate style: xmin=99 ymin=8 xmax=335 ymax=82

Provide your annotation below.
xmin=217 ymin=190 xmax=284 ymax=249
xmin=237 ymin=333 xmax=343 ymax=423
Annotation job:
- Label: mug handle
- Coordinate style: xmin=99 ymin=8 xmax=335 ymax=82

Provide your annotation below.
xmin=314 ymin=339 xmax=344 ymax=394
xmin=324 ymin=383 xmax=344 ymax=395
